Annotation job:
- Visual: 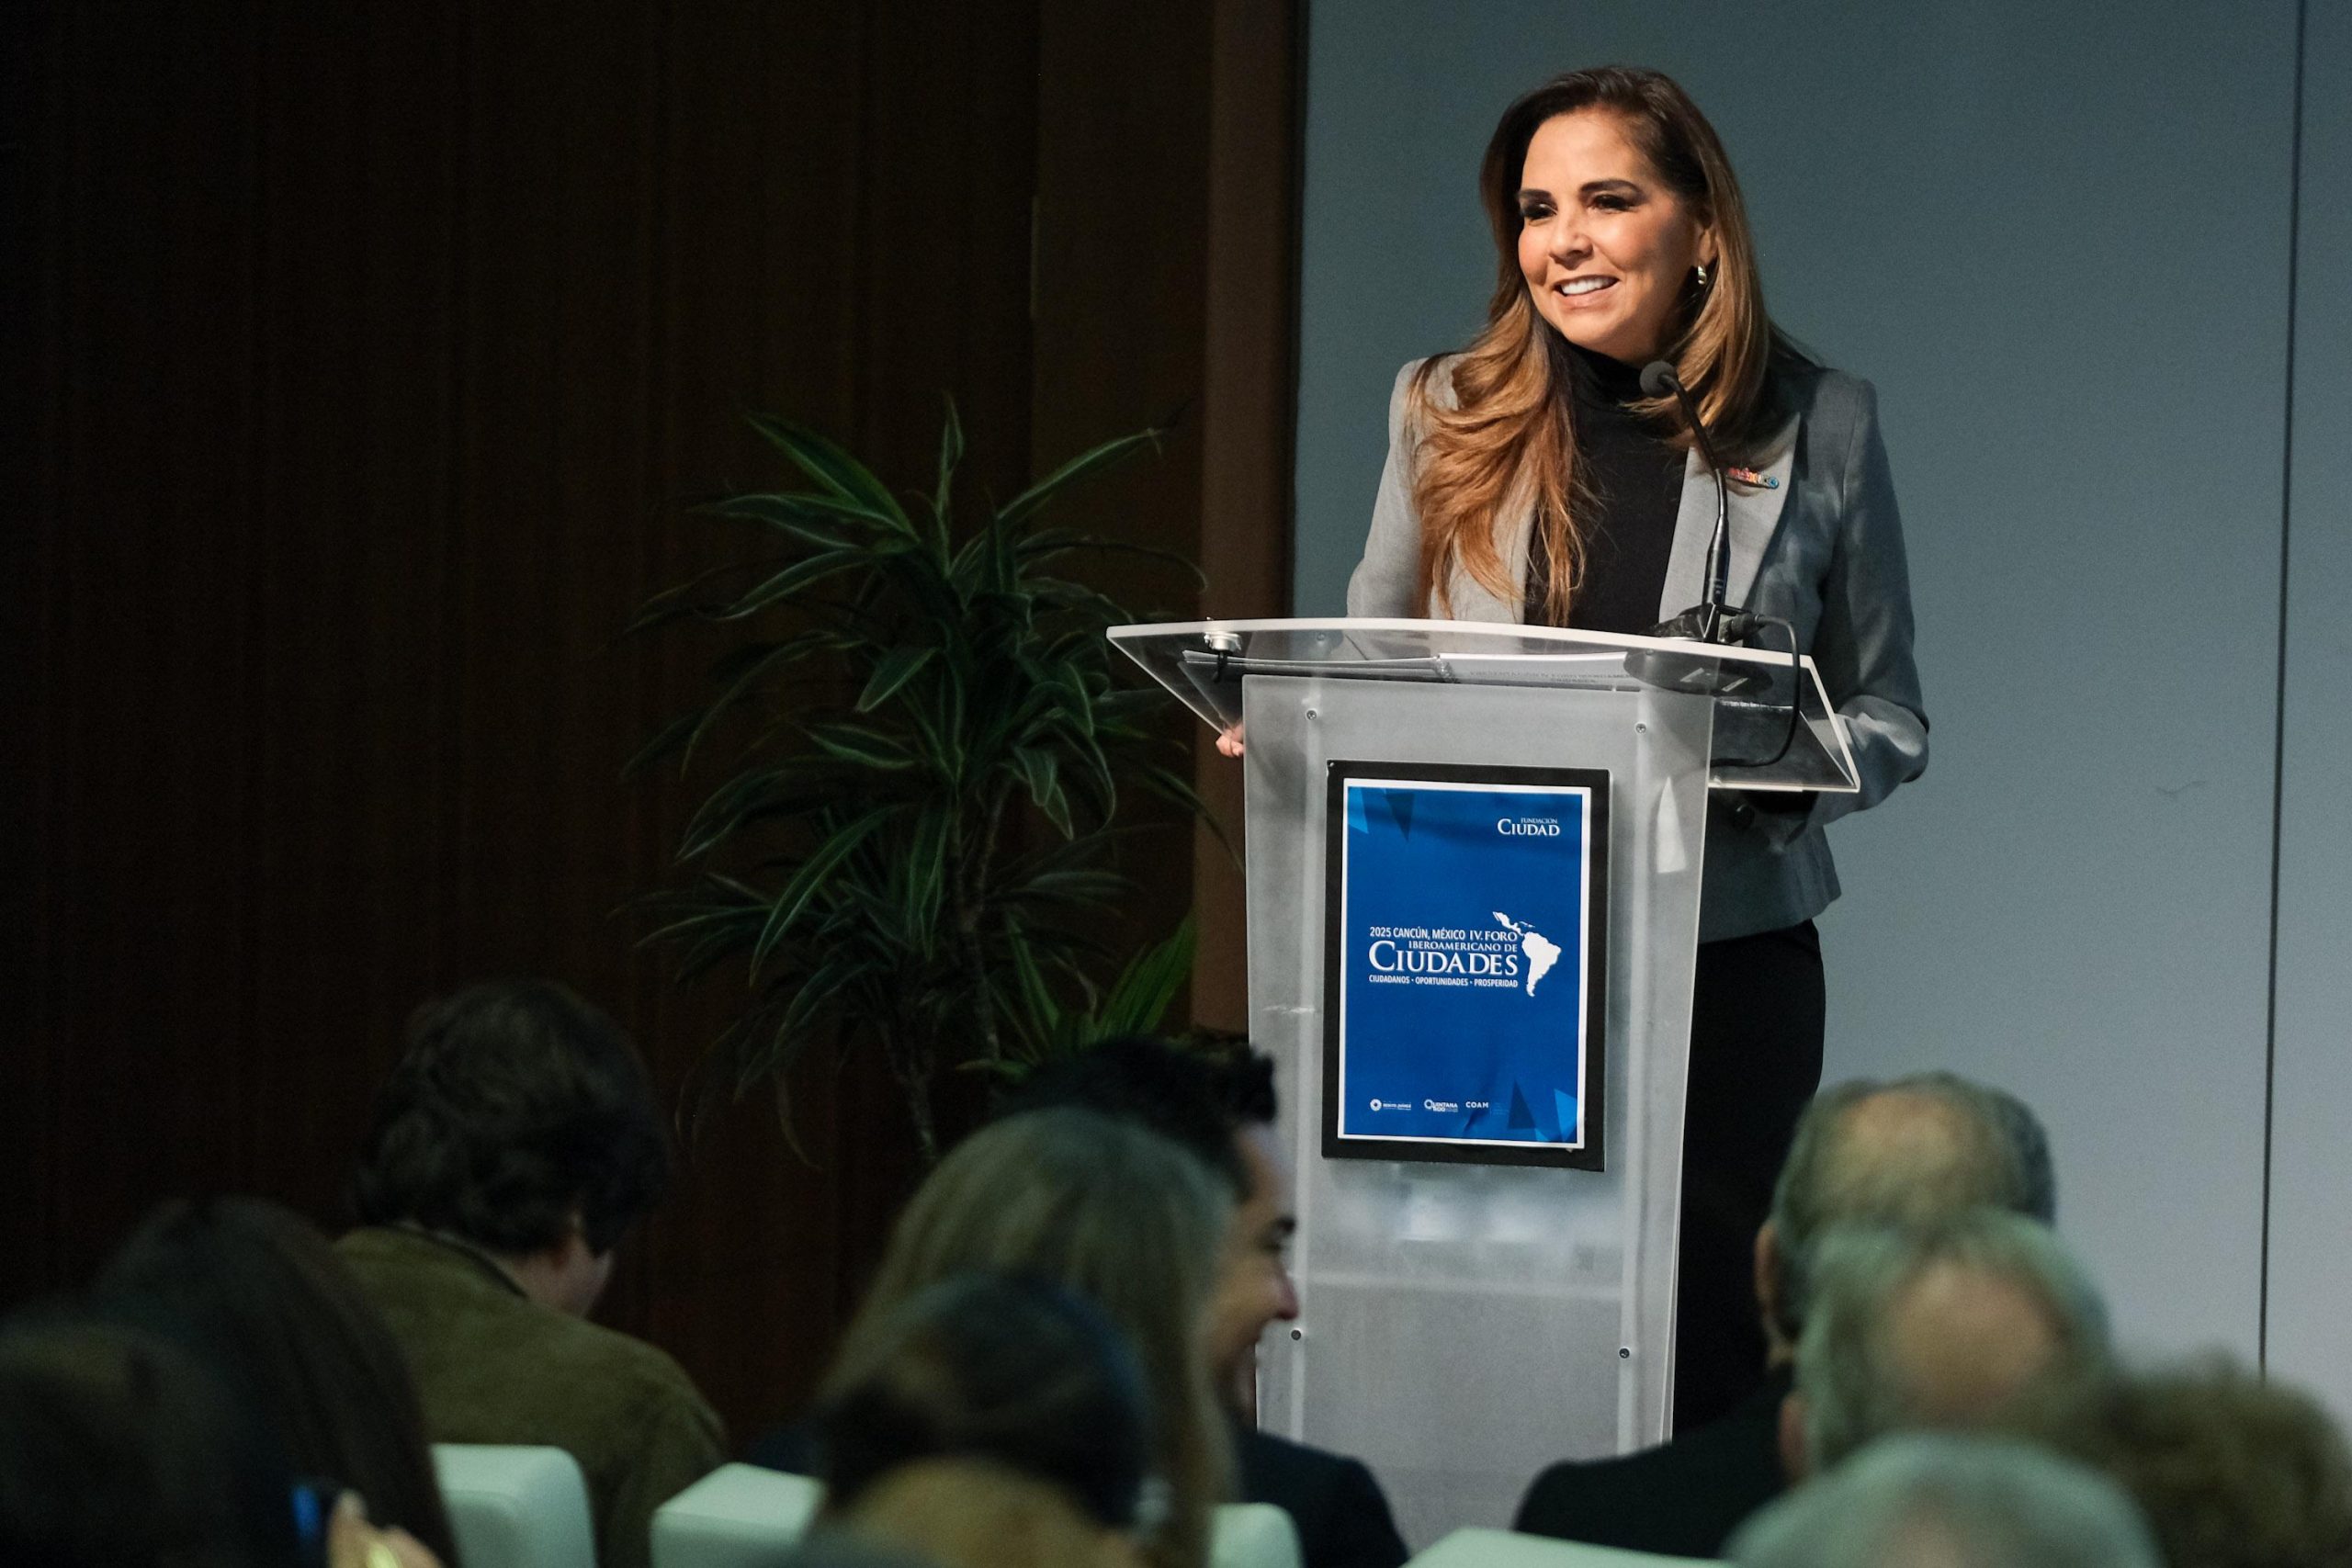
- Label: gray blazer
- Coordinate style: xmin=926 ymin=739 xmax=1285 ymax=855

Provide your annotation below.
xmin=1346 ymin=357 xmax=1928 ymax=942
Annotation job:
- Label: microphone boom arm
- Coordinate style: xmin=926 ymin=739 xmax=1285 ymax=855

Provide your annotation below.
xmin=1641 ymin=359 xmax=1736 ymax=645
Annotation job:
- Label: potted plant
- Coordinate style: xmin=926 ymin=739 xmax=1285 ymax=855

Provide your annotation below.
xmin=630 ymin=404 xmax=1212 ymax=1160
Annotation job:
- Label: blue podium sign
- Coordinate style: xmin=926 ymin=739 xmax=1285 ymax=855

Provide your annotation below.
xmin=1322 ymin=761 xmax=1611 ymax=1169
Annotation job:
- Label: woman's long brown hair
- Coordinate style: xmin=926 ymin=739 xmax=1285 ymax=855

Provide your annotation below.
xmin=1412 ymin=65 xmax=1796 ymax=623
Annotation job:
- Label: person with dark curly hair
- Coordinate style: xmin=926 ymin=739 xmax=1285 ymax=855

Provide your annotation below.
xmin=337 ymin=979 xmax=721 ymax=1568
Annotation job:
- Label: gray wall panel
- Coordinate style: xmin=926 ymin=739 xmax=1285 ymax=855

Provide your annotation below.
xmin=1295 ymin=2 xmax=2300 ymax=1361
xmin=2266 ymin=0 xmax=2352 ymax=1412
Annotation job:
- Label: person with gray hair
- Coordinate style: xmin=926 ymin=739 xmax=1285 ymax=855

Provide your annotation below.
xmin=1791 ymin=1210 xmax=2109 ymax=1476
xmin=1765 ymin=1072 xmax=2053 ymax=1352
xmin=1729 ymin=1433 xmax=2159 ymax=1568
xmin=1516 ymin=1071 xmax=2054 ymax=1556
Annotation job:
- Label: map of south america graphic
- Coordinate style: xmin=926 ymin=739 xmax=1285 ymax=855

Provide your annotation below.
xmin=1492 ymin=912 xmax=1561 ymax=997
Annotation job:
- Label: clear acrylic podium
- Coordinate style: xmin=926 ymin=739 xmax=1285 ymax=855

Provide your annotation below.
xmin=1110 ymin=617 xmax=1858 ymax=1546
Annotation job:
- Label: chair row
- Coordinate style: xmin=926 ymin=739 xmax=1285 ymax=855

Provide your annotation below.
xmin=433 ymin=1445 xmax=1717 ymax=1568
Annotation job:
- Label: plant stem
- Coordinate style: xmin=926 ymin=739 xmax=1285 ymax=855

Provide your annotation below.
xmin=954 ymin=784 xmax=1008 ymax=1066
xmin=892 ymin=1038 xmax=939 ymax=1165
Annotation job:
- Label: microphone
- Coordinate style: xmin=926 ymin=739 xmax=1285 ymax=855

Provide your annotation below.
xmin=1641 ymin=359 xmax=1739 ymax=644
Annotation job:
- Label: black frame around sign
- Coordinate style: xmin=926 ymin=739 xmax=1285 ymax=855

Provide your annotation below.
xmin=1320 ymin=759 xmax=1611 ymax=1171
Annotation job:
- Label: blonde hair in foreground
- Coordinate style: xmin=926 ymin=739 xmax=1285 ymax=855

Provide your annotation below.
xmin=830 ymin=1109 xmax=1234 ymax=1568
xmin=830 ymin=1460 xmax=1141 ymax=1568
xmin=1412 ymin=64 xmax=1787 ymax=623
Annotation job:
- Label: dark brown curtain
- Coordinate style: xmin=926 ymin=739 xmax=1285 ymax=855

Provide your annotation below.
xmin=5 ymin=0 xmax=1297 ymax=1443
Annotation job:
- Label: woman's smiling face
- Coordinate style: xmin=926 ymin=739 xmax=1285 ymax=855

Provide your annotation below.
xmin=1515 ymin=108 xmax=1713 ymax=367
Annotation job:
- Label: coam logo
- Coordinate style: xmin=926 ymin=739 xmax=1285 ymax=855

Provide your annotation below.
xmin=1497 ymin=817 xmax=1562 ymax=836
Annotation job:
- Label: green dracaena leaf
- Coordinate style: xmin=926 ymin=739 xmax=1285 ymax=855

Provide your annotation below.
xmin=855 ymin=647 xmax=937 ymax=714
xmin=676 ymin=754 xmax=861 ymax=849
xmin=625 ymin=556 xmax=793 ymax=635
xmin=697 ymin=494 xmax=862 ymax=551
xmin=622 ymin=709 xmax=703 ymax=780
xmin=639 ymin=897 xmax=764 ymax=950
xmin=933 ymin=398 xmax=965 ymax=531
xmin=1052 ymin=726 xmax=1115 ymax=820
xmin=677 ymin=633 xmax=840 ymax=773
xmin=1012 ymin=746 xmax=1073 ymax=839
xmin=707 ymin=550 xmax=868 ymax=622
xmin=1025 ymin=576 xmax=1132 ymax=626
xmin=746 ymin=414 xmax=912 ymax=530
xmin=1137 ymin=759 xmax=1234 ymax=857
xmin=1048 ymin=661 xmax=1096 ymax=739
xmin=995 ymin=427 xmax=1163 ymax=531
xmin=679 ymin=789 xmax=847 ymax=864
xmin=673 ymin=919 xmax=768 ymax=985
xmin=899 ymin=699 xmax=963 ymax=786
xmin=865 ymin=548 xmax=965 ymax=626
xmin=999 ymin=867 xmax=1131 ymax=912
xmin=1091 ymin=917 xmax=1196 ymax=1040
xmin=750 ymin=807 xmax=899 ymax=976
xmin=1018 ymin=536 xmax=1208 ymax=591
xmin=676 ymin=768 xmax=790 ymax=861
xmin=1001 ymin=923 xmax=1064 ymax=1050
xmin=806 ymin=722 xmax=914 ymax=771
xmin=775 ymin=947 xmax=880 ymax=1044
xmin=897 ymin=807 xmax=954 ymax=942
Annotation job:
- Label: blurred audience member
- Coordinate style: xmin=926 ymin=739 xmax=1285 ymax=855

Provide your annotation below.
xmin=1769 ymin=1081 xmax=2051 ymax=1354
xmin=1768 ymin=1075 xmax=2055 ymax=1346
xmin=1792 ymin=1210 xmax=2108 ymax=1475
xmin=1730 ymin=1432 xmax=2159 ymax=1568
xmin=340 ymin=979 xmax=721 ymax=1568
xmin=95 ymin=1196 xmax=459 ymax=1564
xmin=813 ymin=1109 xmax=1233 ymax=1568
xmin=776 ymin=1534 xmax=940 ymax=1568
xmin=1518 ymin=1071 xmax=2053 ymax=1555
xmin=2009 ymin=1358 xmax=2352 ymax=1568
xmin=809 ymin=1273 xmax=1153 ymax=1568
xmin=328 ymin=1493 xmax=444 ymax=1568
xmin=999 ymin=1036 xmax=1406 ymax=1568
xmin=0 ymin=1314 xmax=434 ymax=1568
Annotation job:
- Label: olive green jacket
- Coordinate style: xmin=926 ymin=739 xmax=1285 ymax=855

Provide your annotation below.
xmin=339 ymin=1226 xmax=723 ymax=1568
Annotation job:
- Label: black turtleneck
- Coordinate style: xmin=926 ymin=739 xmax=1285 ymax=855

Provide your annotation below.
xmin=1524 ymin=343 xmax=1685 ymax=635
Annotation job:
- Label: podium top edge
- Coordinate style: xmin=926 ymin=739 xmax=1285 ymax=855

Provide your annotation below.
xmin=1105 ymin=615 xmax=1860 ymax=794
xmin=1107 ymin=616 xmax=1815 ymax=671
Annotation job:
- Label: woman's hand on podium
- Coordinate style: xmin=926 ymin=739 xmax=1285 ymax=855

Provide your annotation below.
xmin=1215 ymin=724 xmax=1246 ymax=758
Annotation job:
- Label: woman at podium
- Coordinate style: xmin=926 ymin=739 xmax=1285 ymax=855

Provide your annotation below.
xmin=1342 ymin=64 xmax=1928 ymax=1430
